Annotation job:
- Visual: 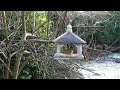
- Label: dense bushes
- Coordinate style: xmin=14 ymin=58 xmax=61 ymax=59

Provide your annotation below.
xmin=96 ymin=12 xmax=120 ymax=46
xmin=71 ymin=11 xmax=120 ymax=47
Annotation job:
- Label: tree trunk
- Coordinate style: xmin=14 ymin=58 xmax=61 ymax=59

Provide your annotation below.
xmin=2 ymin=11 xmax=11 ymax=79
xmin=12 ymin=11 xmax=26 ymax=79
xmin=12 ymin=54 xmax=22 ymax=79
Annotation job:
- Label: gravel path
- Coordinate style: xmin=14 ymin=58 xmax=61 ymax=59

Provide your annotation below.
xmin=78 ymin=55 xmax=120 ymax=79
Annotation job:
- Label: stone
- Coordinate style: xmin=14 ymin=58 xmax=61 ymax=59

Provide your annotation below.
xmin=115 ymin=59 xmax=120 ymax=63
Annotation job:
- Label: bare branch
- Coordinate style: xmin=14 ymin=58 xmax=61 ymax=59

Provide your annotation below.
xmin=0 ymin=58 xmax=12 ymax=74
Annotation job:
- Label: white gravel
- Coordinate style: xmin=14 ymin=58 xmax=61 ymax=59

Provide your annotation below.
xmin=78 ymin=59 xmax=120 ymax=79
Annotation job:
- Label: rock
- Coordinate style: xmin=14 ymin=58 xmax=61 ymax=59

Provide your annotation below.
xmin=115 ymin=59 xmax=120 ymax=63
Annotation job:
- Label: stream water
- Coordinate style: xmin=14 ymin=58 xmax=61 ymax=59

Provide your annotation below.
xmin=78 ymin=53 xmax=120 ymax=79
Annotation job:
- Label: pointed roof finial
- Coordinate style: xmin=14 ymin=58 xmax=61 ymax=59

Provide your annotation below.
xmin=66 ymin=24 xmax=72 ymax=32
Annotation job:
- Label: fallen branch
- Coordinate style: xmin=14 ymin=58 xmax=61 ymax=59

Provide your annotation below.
xmin=27 ymin=39 xmax=54 ymax=43
xmin=78 ymin=66 xmax=100 ymax=76
xmin=58 ymin=60 xmax=100 ymax=78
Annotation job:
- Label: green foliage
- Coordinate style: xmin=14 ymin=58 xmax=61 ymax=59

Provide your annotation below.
xmin=19 ymin=60 xmax=41 ymax=79
xmin=19 ymin=59 xmax=57 ymax=79
xmin=71 ymin=11 xmax=120 ymax=46
xmin=0 ymin=64 xmax=3 ymax=79
xmin=25 ymin=11 xmax=53 ymax=38
xmin=71 ymin=15 xmax=97 ymax=44
xmin=96 ymin=12 xmax=120 ymax=45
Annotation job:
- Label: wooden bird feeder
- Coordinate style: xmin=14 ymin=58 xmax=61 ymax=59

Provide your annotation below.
xmin=54 ymin=24 xmax=86 ymax=60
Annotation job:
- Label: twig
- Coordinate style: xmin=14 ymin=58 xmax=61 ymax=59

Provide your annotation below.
xmin=78 ymin=66 xmax=100 ymax=76
xmin=0 ymin=58 xmax=12 ymax=74
xmin=106 ymin=35 xmax=120 ymax=50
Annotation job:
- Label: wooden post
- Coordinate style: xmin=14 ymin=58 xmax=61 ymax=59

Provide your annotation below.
xmin=57 ymin=44 xmax=63 ymax=53
xmin=76 ymin=45 xmax=82 ymax=57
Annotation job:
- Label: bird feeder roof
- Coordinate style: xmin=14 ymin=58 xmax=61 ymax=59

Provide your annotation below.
xmin=54 ymin=24 xmax=86 ymax=44
xmin=54 ymin=32 xmax=86 ymax=44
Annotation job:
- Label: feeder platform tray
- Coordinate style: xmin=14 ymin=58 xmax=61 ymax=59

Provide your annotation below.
xmin=54 ymin=53 xmax=84 ymax=60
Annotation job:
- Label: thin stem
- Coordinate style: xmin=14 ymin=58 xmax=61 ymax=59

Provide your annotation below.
xmin=2 ymin=11 xmax=9 ymax=41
